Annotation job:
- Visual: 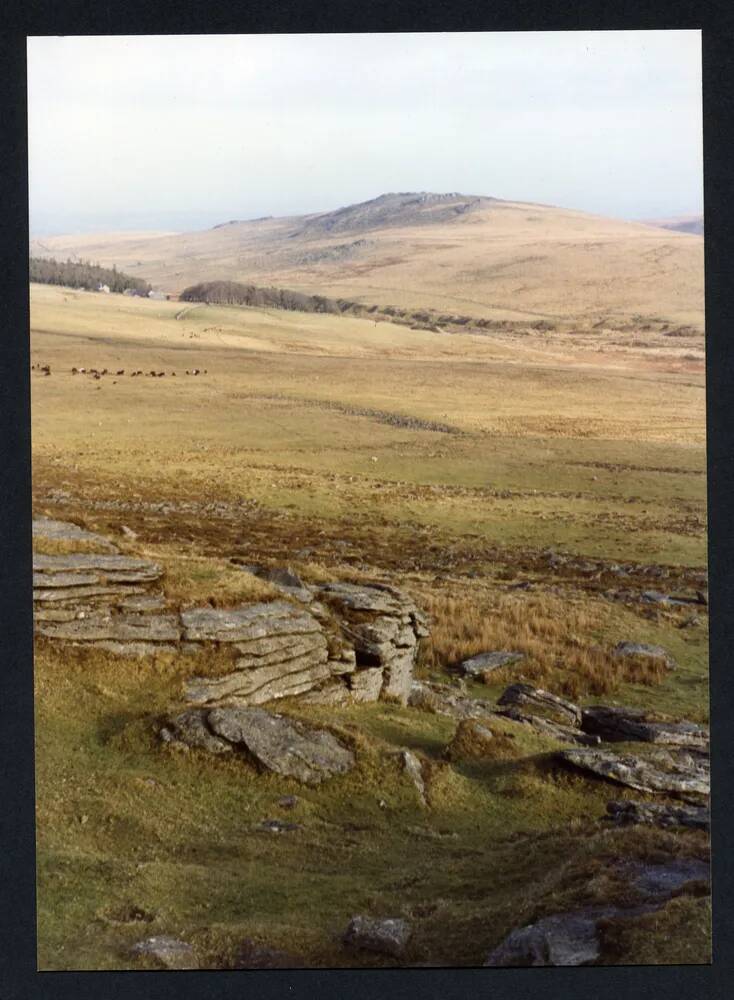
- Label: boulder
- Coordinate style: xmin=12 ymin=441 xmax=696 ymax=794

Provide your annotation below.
xmin=484 ymin=908 xmax=618 ymax=966
xmin=343 ymin=916 xmax=412 ymax=959
xmin=613 ymin=641 xmax=676 ymax=670
xmin=130 ymin=936 xmax=197 ymax=970
xmin=557 ymin=747 xmax=710 ymax=799
xmin=459 ymin=650 xmax=525 ymax=678
xmin=33 ymin=552 xmax=162 ymax=583
xmin=497 ymin=684 xmax=582 ymax=728
xmin=606 ymin=800 xmax=710 ymax=831
xmin=163 ymin=706 xmax=355 ymax=785
xmin=581 ymin=705 xmax=708 ymax=748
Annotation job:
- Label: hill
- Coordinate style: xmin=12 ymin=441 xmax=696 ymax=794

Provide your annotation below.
xmin=30 ymin=192 xmax=705 ymax=331
xmin=642 ymin=214 xmax=704 ymax=236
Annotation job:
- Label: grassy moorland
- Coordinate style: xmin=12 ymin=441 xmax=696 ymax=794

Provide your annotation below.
xmin=31 ymin=280 xmax=709 ymax=969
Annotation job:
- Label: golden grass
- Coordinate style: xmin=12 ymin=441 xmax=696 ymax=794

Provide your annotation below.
xmin=416 ymin=588 xmax=669 ymax=699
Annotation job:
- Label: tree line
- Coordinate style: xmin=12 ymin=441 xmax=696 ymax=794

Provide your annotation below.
xmin=29 ymin=257 xmax=151 ymax=295
xmin=179 ymin=280 xmax=356 ymax=315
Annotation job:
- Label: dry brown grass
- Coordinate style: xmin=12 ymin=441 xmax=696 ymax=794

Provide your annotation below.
xmin=416 ymin=588 xmax=668 ymax=699
xmin=31 ymin=535 xmax=114 ymax=555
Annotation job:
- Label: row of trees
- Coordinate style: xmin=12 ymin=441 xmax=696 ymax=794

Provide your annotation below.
xmin=30 ymin=257 xmax=151 ymax=295
xmin=179 ymin=280 xmax=358 ymax=315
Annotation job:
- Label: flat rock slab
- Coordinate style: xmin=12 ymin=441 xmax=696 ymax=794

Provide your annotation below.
xmin=35 ymin=612 xmax=181 ymax=643
xmin=32 ymin=517 xmax=119 ymax=552
xmin=163 ymin=706 xmax=355 ymax=785
xmin=606 ymin=800 xmax=710 ymax=831
xmin=497 ymin=683 xmax=582 ymax=728
xmin=460 ymin=651 xmax=525 ymax=677
xmin=343 ymin=916 xmax=412 ymax=958
xmin=557 ymin=747 xmax=710 ymax=798
xmin=130 ymin=936 xmax=197 ymax=970
xmin=181 ymin=601 xmax=321 ymax=643
xmin=581 ymin=705 xmax=708 ymax=748
xmin=613 ymin=641 xmax=676 ymax=669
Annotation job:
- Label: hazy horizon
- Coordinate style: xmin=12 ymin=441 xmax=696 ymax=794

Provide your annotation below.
xmin=28 ymin=31 xmax=703 ymax=237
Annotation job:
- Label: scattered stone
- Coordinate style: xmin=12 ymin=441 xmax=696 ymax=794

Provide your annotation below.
xmin=581 ymin=706 xmax=708 ymax=748
xmin=497 ymin=684 xmax=582 ymax=728
xmin=278 ymin=795 xmax=299 ymax=809
xmin=342 ymin=916 xmax=412 ymax=959
xmin=606 ymin=800 xmax=710 ymax=831
xmin=160 ymin=709 xmax=233 ymax=755
xmin=121 ymin=524 xmax=138 ymax=540
xmin=130 ymin=936 xmax=197 ymax=970
xmin=613 ymin=641 xmax=676 ymax=670
xmin=557 ymin=747 xmax=709 ymax=799
xmin=459 ymin=650 xmax=525 ymax=678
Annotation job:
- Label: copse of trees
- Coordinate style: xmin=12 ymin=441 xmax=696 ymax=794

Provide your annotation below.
xmin=179 ymin=280 xmax=358 ymax=315
xmin=30 ymin=257 xmax=151 ymax=295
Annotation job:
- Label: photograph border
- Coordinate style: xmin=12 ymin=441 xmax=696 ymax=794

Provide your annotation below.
xmin=2 ymin=2 xmax=732 ymax=997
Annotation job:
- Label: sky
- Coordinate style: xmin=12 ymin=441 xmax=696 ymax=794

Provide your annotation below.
xmin=27 ymin=31 xmax=703 ymax=235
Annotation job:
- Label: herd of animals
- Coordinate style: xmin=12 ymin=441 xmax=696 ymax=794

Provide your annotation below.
xmin=32 ymin=363 xmax=207 ymax=380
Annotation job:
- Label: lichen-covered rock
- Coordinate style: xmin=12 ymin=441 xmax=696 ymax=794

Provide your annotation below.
xmin=557 ymin=747 xmax=710 ymax=799
xmin=342 ymin=916 xmax=412 ymax=958
xmin=397 ymin=749 xmax=426 ymax=804
xmin=581 ymin=705 xmax=709 ymax=748
xmin=163 ymin=706 xmax=355 ymax=785
xmin=33 ymin=552 xmax=162 ymax=583
xmin=497 ymin=684 xmax=582 ymax=727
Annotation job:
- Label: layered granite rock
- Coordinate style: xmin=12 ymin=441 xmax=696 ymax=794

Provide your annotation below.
xmin=33 ymin=520 xmax=429 ymax=707
xmin=557 ymin=747 xmax=710 ymax=800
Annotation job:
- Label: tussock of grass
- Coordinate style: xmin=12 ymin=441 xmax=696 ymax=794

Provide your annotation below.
xmin=597 ymin=895 xmax=711 ymax=965
xmin=31 ymin=535 xmax=114 ymax=555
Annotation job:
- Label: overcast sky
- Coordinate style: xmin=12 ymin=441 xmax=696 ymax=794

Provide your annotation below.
xmin=27 ymin=31 xmax=703 ymax=235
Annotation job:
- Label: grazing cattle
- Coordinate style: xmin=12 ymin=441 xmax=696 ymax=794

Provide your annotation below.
xmin=71 ymin=367 xmax=78 ymax=374
xmin=79 ymin=368 xmax=86 ymax=374
xmin=116 ymin=370 xmax=125 ymax=375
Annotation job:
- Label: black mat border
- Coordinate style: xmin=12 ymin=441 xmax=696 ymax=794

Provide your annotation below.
xmin=1 ymin=2 xmax=732 ymax=998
